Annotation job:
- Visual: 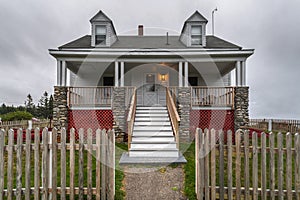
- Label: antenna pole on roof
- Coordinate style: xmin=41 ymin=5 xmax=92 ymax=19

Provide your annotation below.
xmin=166 ymin=32 xmax=169 ymax=45
xmin=212 ymin=7 xmax=218 ymax=36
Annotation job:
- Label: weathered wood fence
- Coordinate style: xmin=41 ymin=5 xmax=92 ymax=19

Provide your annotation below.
xmin=0 ymin=127 xmax=115 ymax=199
xmin=195 ymin=128 xmax=300 ymax=200
xmin=0 ymin=119 xmax=51 ymax=131
xmin=249 ymin=119 xmax=300 ymax=133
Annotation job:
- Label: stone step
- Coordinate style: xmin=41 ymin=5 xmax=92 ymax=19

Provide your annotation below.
xmin=133 ymin=126 xmax=172 ymax=131
xmin=135 ymin=117 xmax=169 ymax=122
xmin=131 ymin=137 xmax=175 ymax=143
xmin=134 ymin=121 xmax=171 ymax=126
xmin=132 ymin=131 xmax=173 ymax=137
xmin=129 ymin=150 xmax=179 ymax=158
xmin=130 ymin=143 xmax=177 ymax=150
xmin=136 ymin=110 xmax=168 ymax=114
xmin=135 ymin=113 xmax=169 ymax=117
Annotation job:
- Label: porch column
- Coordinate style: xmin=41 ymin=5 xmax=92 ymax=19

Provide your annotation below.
xmin=120 ymin=62 xmax=125 ymax=87
xmin=115 ymin=61 xmax=119 ymax=87
xmin=56 ymin=60 xmax=62 ymax=86
xmin=235 ymin=61 xmax=242 ymax=86
xmin=241 ymin=61 xmax=246 ymax=86
xmin=178 ymin=62 xmax=183 ymax=87
xmin=61 ymin=60 xmax=67 ymax=86
xmin=184 ymin=62 xmax=189 ymax=87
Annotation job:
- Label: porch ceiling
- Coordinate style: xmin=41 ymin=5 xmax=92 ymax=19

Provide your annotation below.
xmin=66 ymin=61 xmax=235 ymax=77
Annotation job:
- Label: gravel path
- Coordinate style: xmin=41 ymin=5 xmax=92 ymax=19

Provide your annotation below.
xmin=123 ymin=165 xmax=187 ymax=200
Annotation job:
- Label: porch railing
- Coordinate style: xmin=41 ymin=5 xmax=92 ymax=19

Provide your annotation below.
xmin=68 ymin=87 xmax=113 ymax=108
xmin=127 ymin=88 xmax=137 ymax=150
xmin=191 ymin=87 xmax=234 ymax=108
xmin=166 ymin=88 xmax=180 ymax=149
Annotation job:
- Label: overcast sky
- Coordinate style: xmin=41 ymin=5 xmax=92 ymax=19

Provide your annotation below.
xmin=0 ymin=0 xmax=299 ymax=119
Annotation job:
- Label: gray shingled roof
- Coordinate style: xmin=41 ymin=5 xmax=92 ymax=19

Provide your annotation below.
xmin=58 ymin=35 xmax=241 ymax=50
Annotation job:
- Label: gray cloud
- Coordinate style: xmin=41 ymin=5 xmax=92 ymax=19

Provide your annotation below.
xmin=0 ymin=0 xmax=299 ymax=119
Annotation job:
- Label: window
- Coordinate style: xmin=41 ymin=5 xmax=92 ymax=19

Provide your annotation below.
xmin=95 ymin=25 xmax=106 ymax=45
xmin=191 ymin=25 xmax=202 ymax=45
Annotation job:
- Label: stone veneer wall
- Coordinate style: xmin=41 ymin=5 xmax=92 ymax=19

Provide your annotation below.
xmin=53 ymin=86 xmax=68 ymax=130
xmin=234 ymin=86 xmax=249 ymax=131
xmin=112 ymin=87 xmax=126 ymax=133
xmin=177 ymin=87 xmax=191 ymax=142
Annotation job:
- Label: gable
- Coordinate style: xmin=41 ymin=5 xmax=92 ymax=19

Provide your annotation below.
xmin=186 ymin=11 xmax=208 ymax=23
xmin=90 ymin=10 xmax=112 ymax=22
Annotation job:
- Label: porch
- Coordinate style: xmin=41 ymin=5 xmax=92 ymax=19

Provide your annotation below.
xmin=67 ymin=86 xmax=235 ymax=109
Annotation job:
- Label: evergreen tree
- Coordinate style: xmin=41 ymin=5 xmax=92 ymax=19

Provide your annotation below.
xmin=25 ymin=94 xmax=36 ymax=115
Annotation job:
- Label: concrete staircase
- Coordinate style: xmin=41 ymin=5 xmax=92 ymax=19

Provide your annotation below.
xmin=119 ymin=105 xmax=187 ymax=164
xmin=129 ymin=106 xmax=179 ymax=158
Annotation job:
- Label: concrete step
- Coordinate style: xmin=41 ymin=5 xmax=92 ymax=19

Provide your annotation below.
xmin=136 ymin=110 xmax=168 ymax=114
xmin=136 ymin=107 xmax=167 ymax=110
xmin=135 ymin=113 xmax=169 ymax=117
xmin=129 ymin=150 xmax=179 ymax=157
xmin=130 ymin=143 xmax=177 ymax=150
xmin=131 ymin=137 xmax=175 ymax=143
xmin=119 ymin=152 xmax=187 ymax=164
xmin=132 ymin=131 xmax=173 ymax=137
xmin=135 ymin=117 xmax=169 ymax=122
xmin=133 ymin=126 xmax=172 ymax=131
xmin=134 ymin=121 xmax=171 ymax=126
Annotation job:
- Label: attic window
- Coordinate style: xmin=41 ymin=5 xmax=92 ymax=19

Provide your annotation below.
xmin=191 ymin=25 xmax=202 ymax=45
xmin=95 ymin=25 xmax=106 ymax=45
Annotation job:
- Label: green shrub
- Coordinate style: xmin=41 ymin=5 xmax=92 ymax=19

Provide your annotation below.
xmin=1 ymin=111 xmax=33 ymax=121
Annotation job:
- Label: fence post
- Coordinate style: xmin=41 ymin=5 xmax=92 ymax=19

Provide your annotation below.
xmin=16 ymin=129 xmax=23 ymax=200
xmin=78 ymin=128 xmax=84 ymax=199
xmin=60 ymin=128 xmax=66 ymax=200
xmin=96 ymin=129 xmax=101 ymax=200
xmin=286 ymin=133 xmax=292 ymax=200
xmin=219 ymin=130 xmax=225 ymax=200
xmin=0 ymin=129 xmax=5 ymax=200
xmin=48 ymin=129 xmax=53 ymax=200
xmin=52 ymin=128 xmax=58 ymax=200
xmin=210 ymin=129 xmax=216 ymax=200
xmin=69 ymin=128 xmax=75 ymax=199
xmin=268 ymin=119 xmax=272 ymax=132
xmin=277 ymin=133 xmax=283 ymax=200
xmin=261 ymin=132 xmax=267 ymax=200
xmin=235 ymin=130 xmax=241 ymax=200
xmin=269 ymin=133 xmax=275 ymax=200
xmin=252 ymin=131 xmax=258 ymax=200
xmin=42 ymin=128 xmax=49 ymax=200
xmin=34 ymin=128 xmax=40 ymax=200
xmin=296 ymin=133 xmax=300 ymax=200
xmin=25 ymin=129 xmax=32 ymax=200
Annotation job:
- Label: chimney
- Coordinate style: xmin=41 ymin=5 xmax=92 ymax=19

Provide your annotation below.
xmin=138 ymin=25 xmax=143 ymax=36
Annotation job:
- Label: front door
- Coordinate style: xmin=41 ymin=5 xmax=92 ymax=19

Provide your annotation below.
xmin=143 ymin=73 xmax=158 ymax=106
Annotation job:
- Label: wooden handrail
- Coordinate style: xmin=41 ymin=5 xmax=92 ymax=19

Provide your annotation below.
xmin=166 ymin=88 xmax=180 ymax=149
xmin=127 ymin=88 xmax=137 ymax=150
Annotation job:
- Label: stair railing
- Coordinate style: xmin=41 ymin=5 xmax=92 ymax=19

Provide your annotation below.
xmin=127 ymin=88 xmax=137 ymax=150
xmin=166 ymin=87 xmax=181 ymax=149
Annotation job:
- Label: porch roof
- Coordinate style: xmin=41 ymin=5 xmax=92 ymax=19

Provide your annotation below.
xmin=58 ymin=35 xmax=242 ymax=50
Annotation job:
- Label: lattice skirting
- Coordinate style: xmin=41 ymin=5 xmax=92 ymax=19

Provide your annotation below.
xmin=190 ymin=110 xmax=234 ymax=139
xmin=68 ymin=110 xmax=113 ymax=140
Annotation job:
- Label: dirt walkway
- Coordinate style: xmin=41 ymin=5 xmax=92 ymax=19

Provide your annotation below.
xmin=123 ymin=165 xmax=187 ymax=200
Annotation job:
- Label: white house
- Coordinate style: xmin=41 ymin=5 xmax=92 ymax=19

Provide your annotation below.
xmin=49 ymin=10 xmax=253 ymax=161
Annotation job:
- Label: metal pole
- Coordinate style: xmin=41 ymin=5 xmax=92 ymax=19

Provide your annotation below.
xmin=212 ymin=7 xmax=218 ymax=35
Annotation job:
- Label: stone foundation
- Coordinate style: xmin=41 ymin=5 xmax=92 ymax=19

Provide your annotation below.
xmin=234 ymin=86 xmax=249 ymax=131
xmin=177 ymin=87 xmax=191 ymax=142
xmin=53 ymin=86 xmax=68 ymax=130
xmin=112 ymin=87 xmax=127 ymax=133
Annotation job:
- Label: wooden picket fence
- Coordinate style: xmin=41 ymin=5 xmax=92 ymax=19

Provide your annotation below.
xmin=0 ymin=127 xmax=115 ymax=200
xmin=195 ymin=128 xmax=300 ymax=200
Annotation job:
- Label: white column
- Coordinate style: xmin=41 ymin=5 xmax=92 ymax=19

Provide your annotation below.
xmin=56 ymin=60 xmax=62 ymax=86
xmin=61 ymin=61 xmax=67 ymax=86
xmin=184 ymin=62 xmax=189 ymax=87
xmin=178 ymin=62 xmax=183 ymax=87
xmin=114 ymin=61 xmax=119 ymax=87
xmin=120 ymin=62 xmax=124 ymax=87
xmin=241 ymin=61 xmax=246 ymax=86
xmin=235 ymin=61 xmax=241 ymax=86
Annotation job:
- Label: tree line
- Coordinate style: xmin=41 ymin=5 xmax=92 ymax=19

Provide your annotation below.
xmin=0 ymin=91 xmax=53 ymax=121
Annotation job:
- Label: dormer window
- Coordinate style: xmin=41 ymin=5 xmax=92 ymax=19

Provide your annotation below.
xmin=191 ymin=25 xmax=202 ymax=45
xmin=95 ymin=25 xmax=106 ymax=45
